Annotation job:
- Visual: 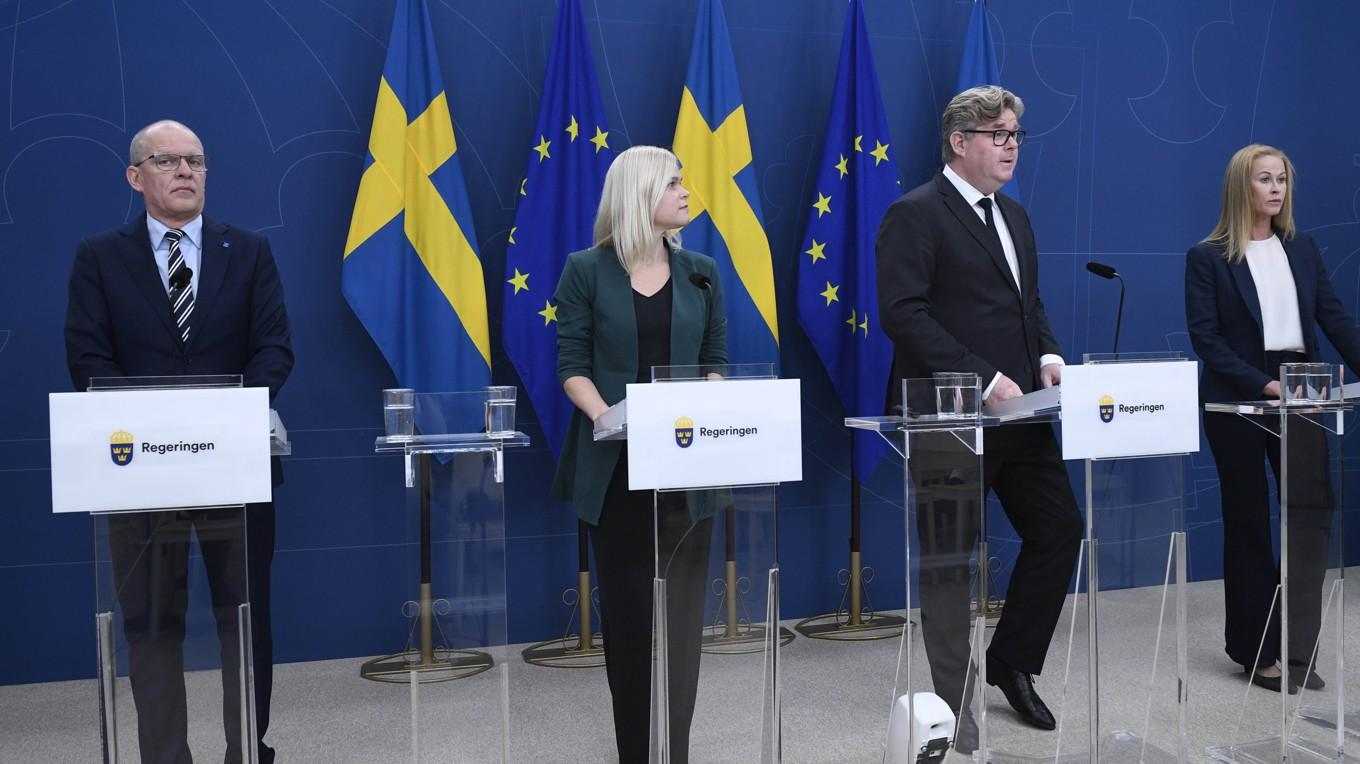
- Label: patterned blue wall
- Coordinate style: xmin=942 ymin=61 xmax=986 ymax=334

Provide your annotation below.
xmin=2 ymin=0 xmax=1358 ymax=684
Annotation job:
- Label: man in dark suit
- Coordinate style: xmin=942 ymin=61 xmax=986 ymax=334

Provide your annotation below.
xmin=876 ymin=87 xmax=1082 ymax=733
xmin=65 ymin=119 xmax=292 ymax=763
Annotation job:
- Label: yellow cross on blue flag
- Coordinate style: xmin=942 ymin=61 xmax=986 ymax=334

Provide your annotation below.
xmin=342 ymin=0 xmax=490 ymax=393
xmin=672 ymin=0 xmax=778 ymax=368
xmin=502 ymin=0 xmax=612 ymax=460
xmin=796 ymin=0 xmax=896 ymax=478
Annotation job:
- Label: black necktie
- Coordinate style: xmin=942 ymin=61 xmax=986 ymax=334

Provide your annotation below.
xmin=977 ymin=197 xmax=1019 ymax=289
xmin=976 ymin=197 xmax=1002 ymax=249
xmin=165 ymin=228 xmax=194 ymax=344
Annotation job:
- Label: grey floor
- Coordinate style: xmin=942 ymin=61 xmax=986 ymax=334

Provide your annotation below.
xmin=3 ymin=575 xmax=1357 ymax=763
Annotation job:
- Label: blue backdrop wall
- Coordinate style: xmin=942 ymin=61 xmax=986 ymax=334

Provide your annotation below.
xmin=4 ymin=0 xmax=1360 ymax=684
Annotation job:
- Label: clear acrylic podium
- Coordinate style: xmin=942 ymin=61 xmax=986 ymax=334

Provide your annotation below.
xmin=596 ymin=363 xmax=786 ymax=764
xmin=1203 ymin=362 xmax=1352 ymax=764
xmin=848 ymin=356 xmax=1196 ymax=763
xmin=369 ymin=389 xmax=528 ymax=762
xmin=84 ymin=374 xmax=286 ymax=764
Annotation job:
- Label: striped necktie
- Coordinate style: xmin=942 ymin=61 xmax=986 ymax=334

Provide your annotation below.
xmin=165 ymin=228 xmax=194 ymax=344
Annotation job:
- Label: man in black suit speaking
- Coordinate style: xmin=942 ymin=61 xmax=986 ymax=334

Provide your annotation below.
xmin=65 ymin=119 xmax=292 ymax=763
xmin=876 ymin=86 xmax=1081 ymax=733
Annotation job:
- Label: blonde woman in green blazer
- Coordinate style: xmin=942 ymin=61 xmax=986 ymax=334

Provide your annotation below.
xmin=551 ymin=146 xmax=727 ymax=763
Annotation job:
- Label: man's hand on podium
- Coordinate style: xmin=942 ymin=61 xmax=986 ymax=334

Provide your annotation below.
xmin=985 ymin=374 xmax=1023 ymax=407
xmin=1262 ymin=380 xmax=1282 ymax=399
xmin=1040 ymin=362 xmax=1063 ymax=388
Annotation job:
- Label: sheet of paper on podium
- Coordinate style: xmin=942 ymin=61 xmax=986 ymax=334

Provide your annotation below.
xmin=982 ymin=384 xmax=1061 ymax=422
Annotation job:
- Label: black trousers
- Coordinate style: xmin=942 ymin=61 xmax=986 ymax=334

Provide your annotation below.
xmin=106 ymin=503 xmax=275 ymax=764
xmin=911 ymin=424 xmax=1083 ymax=713
xmin=589 ymin=448 xmax=713 ymax=764
xmin=1205 ymin=407 xmax=1335 ymax=670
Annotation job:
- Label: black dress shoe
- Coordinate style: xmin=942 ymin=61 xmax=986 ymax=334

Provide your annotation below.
xmin=986 ymin=660 xmax=1057 ymax=730
xmin=1288 ymin=662 xmax=1326 ymax=690
xmin=1246 ymin=666 xmax=1298 ymax=694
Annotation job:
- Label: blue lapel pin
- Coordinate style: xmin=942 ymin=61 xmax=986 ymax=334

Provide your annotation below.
xmin=222 ymin=241 xmax=231 ymax=248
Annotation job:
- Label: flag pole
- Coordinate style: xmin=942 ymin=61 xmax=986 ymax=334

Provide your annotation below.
xmin=795 ymin=431 xmax=906 ymax=640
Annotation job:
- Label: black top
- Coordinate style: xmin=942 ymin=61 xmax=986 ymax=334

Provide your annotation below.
xmin=633 ymin=278 xmax=673 ymax=383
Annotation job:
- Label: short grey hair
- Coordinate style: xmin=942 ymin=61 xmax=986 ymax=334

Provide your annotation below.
xmin=940 ymin=86 xmax=1024 ymax=164
xmin=128 ymin=119 xmax=198 ymax=165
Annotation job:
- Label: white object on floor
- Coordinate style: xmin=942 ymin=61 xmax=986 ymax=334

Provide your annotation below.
xmin=885 ymin=691 xmax=955 ymax=763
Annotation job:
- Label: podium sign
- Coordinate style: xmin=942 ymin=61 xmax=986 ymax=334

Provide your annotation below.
xmin=49 ymin=387 xmax=272 ymax=513
xmin=1060 ymin=360 xmax=1199 ymax=460
xmin=625 ymin=378 xmax=802 ymax=490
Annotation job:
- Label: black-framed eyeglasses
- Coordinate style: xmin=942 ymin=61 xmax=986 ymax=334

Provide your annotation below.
xmin=134 ymin=153 xmax=208 ymax=173
xmin=962 ymin=128 xmax=1026 ymax=146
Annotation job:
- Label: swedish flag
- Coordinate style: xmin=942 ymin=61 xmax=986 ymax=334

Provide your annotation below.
xmin=956 ymin=0 xmax=1019 ymax=201
xmin=672 ymin=0 xmax=778 ymax=368
xmin=342 ymin=0 xmax=490 ymax=394
xmin=796 ymin=0 xmax=895 ymax=479
xmin=502 ymin=0 xmax=612 ymax=460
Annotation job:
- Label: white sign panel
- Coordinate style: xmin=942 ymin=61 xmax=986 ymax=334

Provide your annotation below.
xmin=1060 ymin=361 xmax=1200 ymax=460
xmin=49 ymin=387 xmax=272 ymax=513
xmin=626 ymin=379 xmax=802 ymax=490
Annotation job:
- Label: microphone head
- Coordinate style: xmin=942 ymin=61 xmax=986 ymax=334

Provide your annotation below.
xmin=688 ymin=272 xmax=711 ymax=289
xmin=1085 ymin=262 xmax=1118 ymax=280
xmin=170 ymin=267 xmax=193 ymax=290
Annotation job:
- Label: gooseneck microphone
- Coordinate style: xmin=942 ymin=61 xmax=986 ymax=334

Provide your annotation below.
xmin=688 ymin=272 xmax=711 ymax=290
xmin=169 ymin=267 xmax=193 ymax=292
xmin=1085 ymin=261 xmax=1124 ymax=354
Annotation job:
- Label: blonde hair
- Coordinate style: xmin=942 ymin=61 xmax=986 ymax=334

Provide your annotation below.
xmin=941 ymin=86 xmax=1024 ymax=165
xmin=1204 ymin=144 xmax=1297 ymax=264
xmin=594 ymin=146 xmax=682 ymax=273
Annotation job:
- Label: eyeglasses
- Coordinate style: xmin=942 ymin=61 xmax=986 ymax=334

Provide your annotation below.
xmin=962 ymin=128 xmax=1026 ymax=147
xmin=134 ymin=153 xmax=208 ymax=173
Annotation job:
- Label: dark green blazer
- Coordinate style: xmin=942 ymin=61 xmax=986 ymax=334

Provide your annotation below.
xmin=550 ymin=244 xmax=728 ymax=525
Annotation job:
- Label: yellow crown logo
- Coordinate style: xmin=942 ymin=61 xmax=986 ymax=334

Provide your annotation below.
xmin=674 ymin=416 xmax=694 ymax=429
xmin=1099 ymin=394 xmax=1114 ymax=406
xmin=110 ymin=429 xmax=134 ymax=444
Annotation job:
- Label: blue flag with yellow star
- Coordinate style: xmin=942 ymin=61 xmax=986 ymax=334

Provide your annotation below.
xmin=342 ymin=0 xmax=490 ymax=394
xmin=956 ymin=0 xmax=1019 ymax=201
xmin=502 ymin=0 xmax=612 ymax=460
xmin=672 ymin=0 xmax=779 ymax=369
xmin=796 ymin=0 xmax=895 ymax=478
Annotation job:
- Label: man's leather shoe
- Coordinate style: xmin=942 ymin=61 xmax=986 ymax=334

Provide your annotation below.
xmin=1288 ymin=662 xmax=1325 ymax=691
xmin=1247 ymin=666 xmax=1298 ymax=694
xmin=986 ymin=660 xmax=1056 ymax=730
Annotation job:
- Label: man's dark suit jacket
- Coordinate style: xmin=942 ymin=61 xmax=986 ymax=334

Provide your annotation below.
xmin=876 ymin=171 xmax=1060 ymax=411
xmin=1185 ymin=232 xmax=1360 ymax=403
xmin=65 ymin=213 xmax=293 ymax=400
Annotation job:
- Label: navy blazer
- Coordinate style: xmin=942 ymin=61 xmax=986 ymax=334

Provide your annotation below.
xmin=65 ymin=214 xmax=294 ymax=485
xmin=1185 ymin=232 xmax=1360 ymax=403
xmin=877 ymin=171 xmax=1061 ymax=412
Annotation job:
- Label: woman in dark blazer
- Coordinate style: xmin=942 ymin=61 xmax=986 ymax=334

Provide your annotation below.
xmin=551 ymin=146 xmax=727 ymax=763
xmin=1186 ymin=144 xmax=1360 ymax=693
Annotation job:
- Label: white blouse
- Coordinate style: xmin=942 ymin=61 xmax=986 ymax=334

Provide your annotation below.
xmin=1245 ymin=235 xmax=1305 ymax=352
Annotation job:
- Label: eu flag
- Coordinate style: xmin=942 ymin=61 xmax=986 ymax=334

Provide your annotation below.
xmin=956 ymin=0 xmax=1019 ymax=201
xmin=502 ymin=0 xmax=612 ymax=460
xmin=342 ymin=0 xmax=491 ymax=394
xmin=796 ymin=0 xmax=895 ymax=479
xmin=672 ymin=0 xmax=779 ymax=369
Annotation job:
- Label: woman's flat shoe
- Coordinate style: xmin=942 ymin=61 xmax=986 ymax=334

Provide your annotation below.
xmin=1247 ymin=667 xmax=1298 ymax=694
